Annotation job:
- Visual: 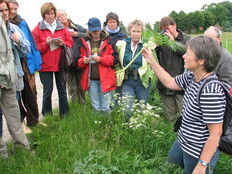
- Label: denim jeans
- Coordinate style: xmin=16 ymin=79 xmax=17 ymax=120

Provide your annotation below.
xmin=88 ymin=80 xmax=112 ymax=112
xmin=121 ymin=75 xmax=151 ymax=116
xmin=39 ymin=72 xmax=69 ymax=118
xmin=168 ymin=139 xmax=220 ymax=174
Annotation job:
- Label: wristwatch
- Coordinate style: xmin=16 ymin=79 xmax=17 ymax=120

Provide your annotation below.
xmin=199 ymin=159 xmax=208 ymax=167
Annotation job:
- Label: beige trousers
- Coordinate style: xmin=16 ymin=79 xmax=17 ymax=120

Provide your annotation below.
xmin=67 ymin=70 xmax=85 ymax=103
xmin=0 ymin=85 xmax=30 ymax=155
xmin=160 ymin=94 xmax=184 ymax=122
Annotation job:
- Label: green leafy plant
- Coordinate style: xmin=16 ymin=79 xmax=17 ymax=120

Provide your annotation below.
xmin=73 ymin=150 xmax=119 ymax=174
xmin=116 ymin=29 xmax=185 ymax=74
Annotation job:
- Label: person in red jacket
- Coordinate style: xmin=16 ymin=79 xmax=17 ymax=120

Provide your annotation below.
xmin=78 ymin=17 xmax=118 ymax=112
xmin=32 ymin=2 xmax=73 ymax=118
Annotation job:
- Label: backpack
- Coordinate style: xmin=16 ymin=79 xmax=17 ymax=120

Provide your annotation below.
xmin=197 ymin=76 xmax=232 ymax=155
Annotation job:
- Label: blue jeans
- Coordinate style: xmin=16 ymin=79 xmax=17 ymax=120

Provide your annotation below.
xmin=168 ymin=140 xmax=220 ymax=174
xmin=122 ymin=75 xmax=151 ymax=116
xmin=88 ymin=80 xmax=112 ymax=112
xmin=39 ymin=72 xmax=69 ymax=118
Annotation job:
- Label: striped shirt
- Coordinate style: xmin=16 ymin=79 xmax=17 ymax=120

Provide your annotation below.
xmin=175 ymin=71 xmax=226 ymax=159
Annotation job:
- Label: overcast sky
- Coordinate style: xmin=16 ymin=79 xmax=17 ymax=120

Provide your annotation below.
xmin=17 ymin=0 xmax=226 ymax=30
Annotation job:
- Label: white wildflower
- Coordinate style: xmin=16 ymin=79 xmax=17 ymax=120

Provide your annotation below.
xmin=154 ymin=114 xmax=160 ymax=117
xmin=146 ymin=103 xmax=154 ymax=110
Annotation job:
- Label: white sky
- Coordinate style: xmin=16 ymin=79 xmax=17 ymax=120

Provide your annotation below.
xmin=17 ymin=0 xmax=227 ymax=30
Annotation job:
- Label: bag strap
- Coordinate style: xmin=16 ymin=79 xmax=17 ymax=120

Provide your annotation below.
xmin=197 ymin=76 xmax=222 ymax=107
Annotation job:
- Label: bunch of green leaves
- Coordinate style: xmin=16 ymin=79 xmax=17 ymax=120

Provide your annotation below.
xmin=116 ymin=29 xmax=185 ymax=74
xmin=142 ymin=29 xmax=186 ymax=52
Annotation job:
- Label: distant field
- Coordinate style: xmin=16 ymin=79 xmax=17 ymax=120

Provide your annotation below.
xmin=222 ymin=32 xmax=232 ymax=53
xmin=190 ymin=32 xmax=232 ymax=53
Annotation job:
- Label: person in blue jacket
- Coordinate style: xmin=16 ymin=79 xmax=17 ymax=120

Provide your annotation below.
xmin=8 ymin=0 xmax=42 ymax=129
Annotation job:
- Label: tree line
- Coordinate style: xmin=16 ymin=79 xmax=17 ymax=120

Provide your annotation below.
xmin=120 ymin=1 xmax=232 ymax=34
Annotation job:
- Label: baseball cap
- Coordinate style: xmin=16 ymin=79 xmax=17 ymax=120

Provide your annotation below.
xmin=87 ymin=17 xmax=101 ymax=32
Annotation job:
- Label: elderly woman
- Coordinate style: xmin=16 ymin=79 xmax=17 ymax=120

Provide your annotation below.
xmin=57 ymin=9 xmax=86 ymax=104
xmin=32 ymin=2 xmax=73 ymax=118
xmin=116 ymin=19 xmax=154 ymax=117
xmin=143 ymin=36 xmax=225 ymax=174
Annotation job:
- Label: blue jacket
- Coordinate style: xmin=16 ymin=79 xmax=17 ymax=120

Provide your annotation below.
xmin=17 ymin=15 xmax=42 ymax=74
xmin=7 ymin=21 xmax=30 ymax=91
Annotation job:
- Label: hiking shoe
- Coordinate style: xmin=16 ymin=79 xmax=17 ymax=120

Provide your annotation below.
xmin=22 ymin=122 xmax=32 ymax=134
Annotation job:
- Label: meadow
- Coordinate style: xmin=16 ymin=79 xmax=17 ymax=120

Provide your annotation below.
xmin=221 ymin=32 xmax=232 ymax=53
xmin=191 ymin=32 xmax=232 ymax=53
xmin=0 ymin=33 xmax=232 ymax=174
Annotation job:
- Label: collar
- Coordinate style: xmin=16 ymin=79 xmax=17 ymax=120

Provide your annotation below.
xmin=175 ymin=29 xmax=184 ymax=41
xmin=105 ymin=25 xmax=120 ymax=34
xmin=44 ymin=20 xmax=57 ymax=28
xmin=130 ymin=38 xmax=142 ymax=46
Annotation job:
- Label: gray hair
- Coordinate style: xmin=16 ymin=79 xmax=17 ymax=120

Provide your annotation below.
xmin=57 ymin=9 xmax=69 ymax=20
xmin=213 ymin=26 xmax=222 ymax=38
xmin=127 ymin=19 xmax=145 ymax=35
xmin=187 ymin=36 xmax=221 ymax=72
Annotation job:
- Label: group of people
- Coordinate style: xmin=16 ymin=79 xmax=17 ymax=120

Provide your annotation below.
xmin=1 ymin=1 xmax=232 ymax=174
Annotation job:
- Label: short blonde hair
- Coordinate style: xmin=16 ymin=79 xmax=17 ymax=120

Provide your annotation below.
xmin=57 ymin=9 xmax=69 ymax=20
xmin=40 ymin=2 xmax=57 ymax=19
xmin=127 ymin=19 xmax=145 ymax=35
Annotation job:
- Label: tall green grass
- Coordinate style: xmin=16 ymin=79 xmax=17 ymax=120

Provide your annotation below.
xmin=0 ymin=93 xmax=231 ymax=173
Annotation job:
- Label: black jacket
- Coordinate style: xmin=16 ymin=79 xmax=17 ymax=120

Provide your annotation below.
xmin=68 ymin=20 xmax=86 ymax=71
xmin=155 ymin=29 xmax=191 ymax=95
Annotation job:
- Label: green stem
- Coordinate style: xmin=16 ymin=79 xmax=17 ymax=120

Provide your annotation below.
xmin=116 ymin=48 xmax=144 ymax=74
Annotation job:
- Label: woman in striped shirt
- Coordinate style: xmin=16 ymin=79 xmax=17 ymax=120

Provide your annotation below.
xmin=143 ymin=36 xmax=226 ymax=174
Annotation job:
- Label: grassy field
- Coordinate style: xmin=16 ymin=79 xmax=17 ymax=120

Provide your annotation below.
xmin=221 ymin=32 xmax=232 ymax=53
xmin=0 ymin=33 xmax=232 ymax=173
xmin=191 ymin=32 xmax=232 ymax=53
xmin=0 ymin=93 xmax=231 ymax=173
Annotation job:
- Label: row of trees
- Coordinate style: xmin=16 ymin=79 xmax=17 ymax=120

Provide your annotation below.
xmin=156 ymin=1 xmax=232 ymax=33
xmin=119 ymin=1 xmax=232 ymax=34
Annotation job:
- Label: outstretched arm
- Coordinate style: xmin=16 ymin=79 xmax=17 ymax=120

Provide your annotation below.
xmin=143 ymin=48 xmax=181 ymax=91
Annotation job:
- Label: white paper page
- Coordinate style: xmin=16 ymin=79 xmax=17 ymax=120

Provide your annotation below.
xmin=50 ymin=37 xmax=62 ymax=51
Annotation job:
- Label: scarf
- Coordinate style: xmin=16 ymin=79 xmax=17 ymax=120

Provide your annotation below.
xmin=105 ymin=25 xmax=120 ymax=34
